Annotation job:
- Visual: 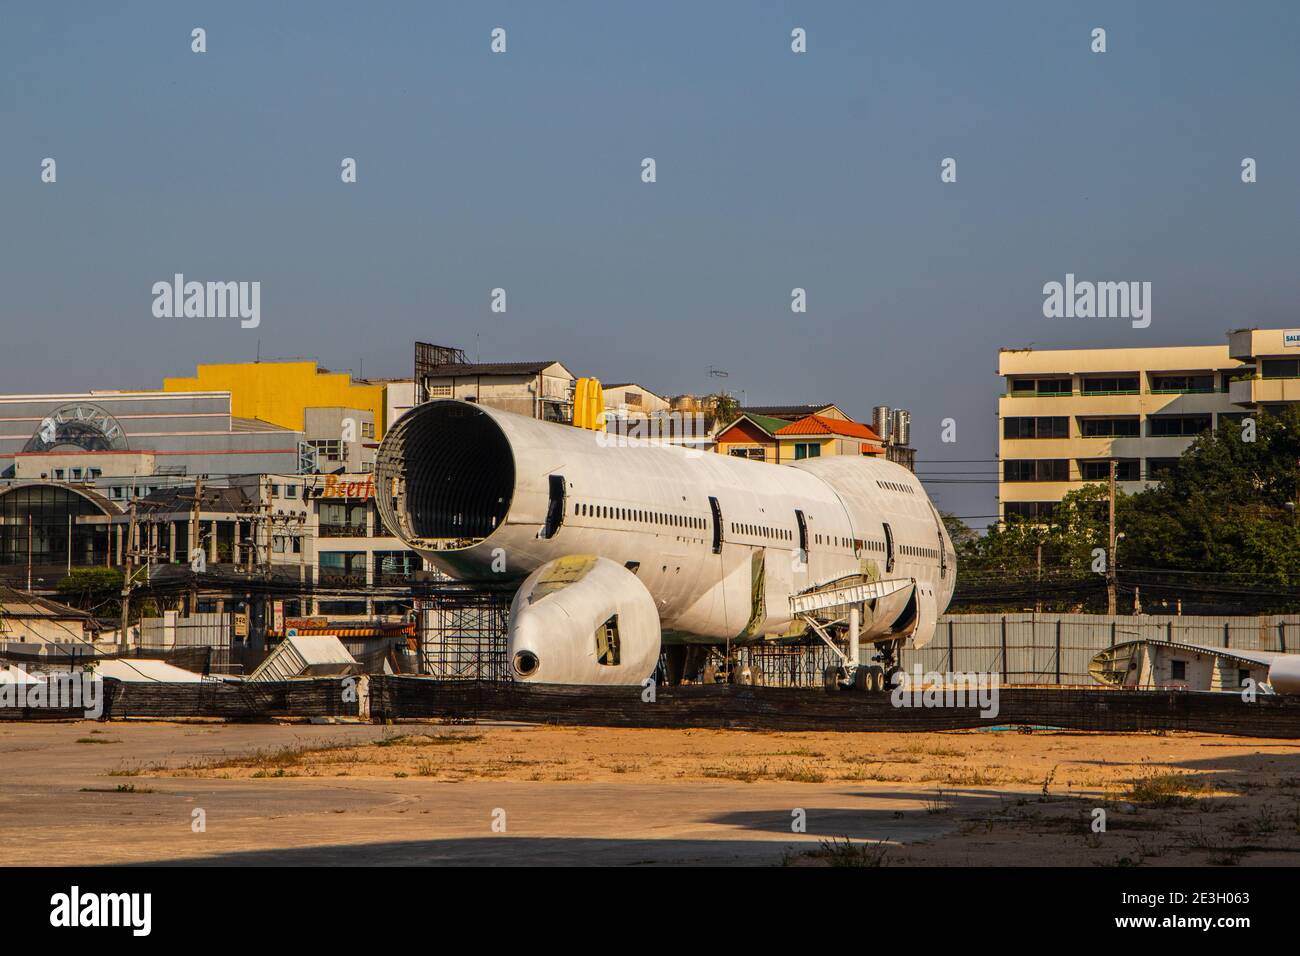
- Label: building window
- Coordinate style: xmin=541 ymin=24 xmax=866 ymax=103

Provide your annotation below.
xmin=1079 ymin=459 xmax=1139 ymax=481
xmin=794 ymin=443 xmax=821 ymax=460
xmin=318 ymin=551 xmax=366 ymax=585
xmin=375 ymin=550 xmax=419 ymax=585
xmin=0 ymin=485 xmax=111 ymax=568
xmin=1003 ymin=417 xmax=1069 ymax=439
xmin=730 ymin=447 xmax=766 ymax=460
xmin=1003 ymin=459 xmax=1069 ymax=482
xmin=1147 ymin=458 xmax=1179 ymax=481
xmin=307 ymin=439 xmax=343 ymax=462
xmin=1010 ymin=378 xmax=1071 ymax=396
xmin=1078 ymin=417 xmax=1140 ymax=438
xmin=1150 ymin=373 xmax=1215 ymax=393
xmin=1262 ymin=359 xmax=1300 ymax=379
xmin=428 ymin=384 xmax=453 ymax=397
xmin=319 ymin=500 xmax=367 ymax=537
xmin=362 ymin=421 xmax=375 ymax=439
xmin=1003 ymin=501 xmax=1057 ymax=522
xmin=1148 ymin=415 xmax=1212 ymax=437
xmin=1081 ymin=376 xmax=1139 ymax=395
xmin=285 ymin=486 xmax=298 ymax=498
xmin=1170 ymin=660 xmax=1187 ymax=681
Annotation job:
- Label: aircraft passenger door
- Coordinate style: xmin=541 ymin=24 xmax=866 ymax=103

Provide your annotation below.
xmin=882 ymin=521 xmax=895 ymax=574
xmin=542 ymin=474 xmax=565 ymax=539
xmin=930 ymin=504 xmax=948 ymax=579
xmin=795 ymin=509 xmax=809 ymax=555
xmin=708 ymin=496 xmax=723 ymax=554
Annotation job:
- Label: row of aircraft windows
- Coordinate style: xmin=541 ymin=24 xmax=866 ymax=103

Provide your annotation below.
xmin=575 ymin=501 xmax=706 ymax=531
xmin=729 ymin=521 xmax=793 ymax=542
xmin=877 ymin=479 xmax=915 ymax=495
xmin=900 ymin=544 xmax=941 ymax=560
xmin=572 ymin=499 xmax=939 ymax=562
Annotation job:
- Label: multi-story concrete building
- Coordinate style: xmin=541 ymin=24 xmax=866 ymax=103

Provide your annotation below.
xmin=1227 ymin=328 xmax=1300 ymax=410
xmin=997 ymin=342 xmax=1249 ymax=521
xmin=418 ymin=359 xmax=576 ymax=423
xmin=0 ymin=390 xmax=303 ymax=489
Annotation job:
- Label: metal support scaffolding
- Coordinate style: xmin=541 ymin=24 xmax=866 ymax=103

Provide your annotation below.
xmin=419 ymin=588 xmax=510 ymax=680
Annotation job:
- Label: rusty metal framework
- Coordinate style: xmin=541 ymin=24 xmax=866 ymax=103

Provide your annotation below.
xmin=414 ymin=342 xmax=467 ymax=403
xmin=738 ymin=642 xmax=846 ymax=687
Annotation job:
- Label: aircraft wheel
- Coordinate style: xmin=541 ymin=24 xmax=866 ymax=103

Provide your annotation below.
xmin=855 ymin=665 xmax=885 ymax=692
xmin=824 ymin=665 xmax=848 ymax=692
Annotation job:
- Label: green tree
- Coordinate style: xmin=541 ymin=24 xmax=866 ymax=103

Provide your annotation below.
xmin=56 ymin=567 xmax=157 ymax=624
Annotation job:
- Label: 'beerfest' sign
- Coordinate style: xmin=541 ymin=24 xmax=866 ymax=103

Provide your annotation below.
xmin=319 ymin=475 xmax=375 ymax=499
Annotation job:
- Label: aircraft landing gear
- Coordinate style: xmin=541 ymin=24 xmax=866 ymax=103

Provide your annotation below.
xmin=873 ymin=640 xmax=904 ymax=691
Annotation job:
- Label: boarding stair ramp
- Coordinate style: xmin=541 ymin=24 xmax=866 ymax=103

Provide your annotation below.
xmin=790 ymin=576 xmax=915 ymax=670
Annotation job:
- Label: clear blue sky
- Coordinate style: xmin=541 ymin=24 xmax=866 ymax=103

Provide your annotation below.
xmin=3 ymin=1 xmax=1298 ymax=524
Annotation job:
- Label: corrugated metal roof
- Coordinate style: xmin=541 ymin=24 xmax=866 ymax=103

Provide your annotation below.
xmin=0 ymin=586 xmax=97 ymax=621
xmin=422 ymin=361 xmax=565 ymax=376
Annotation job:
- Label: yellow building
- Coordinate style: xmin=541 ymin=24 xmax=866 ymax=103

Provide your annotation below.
xmin=163 ymin=361 xmax=390 ymax=437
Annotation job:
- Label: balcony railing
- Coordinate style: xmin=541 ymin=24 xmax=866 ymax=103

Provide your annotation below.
xmin=1005 ymin=388 xmax=1230 ymax=398
xmin=318 ymin=571 xmax=366 ymax=586
xmin=318 ymin=523 xmax=368 ymax=538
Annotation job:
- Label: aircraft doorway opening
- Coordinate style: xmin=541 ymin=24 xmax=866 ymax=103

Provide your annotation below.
xmin=795 ymin=509 xmax=808 ymax=554
xmin=708 ymin=496 xmax=723 ymax=554
xmin=542 ymin=474 xmax=565 ymax=539
xmin=883 ymin=522 xmax=895 ymax=573
xmin=596 ymin=615 xmax=621 ymax=666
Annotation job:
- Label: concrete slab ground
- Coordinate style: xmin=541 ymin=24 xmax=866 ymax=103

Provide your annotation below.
xmin=5 ymin=720 xmax=1300 ymax=866
xmin=0 ymin=721 xmax=957 ymax=866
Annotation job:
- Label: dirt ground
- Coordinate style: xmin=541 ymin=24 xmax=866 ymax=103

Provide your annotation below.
xmin=4 ymin=720 xmax=1300 ymax=865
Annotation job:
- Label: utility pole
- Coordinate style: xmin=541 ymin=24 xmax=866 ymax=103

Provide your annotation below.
xmin=1107 ymin=458 xmax=1117 ymax=616
xmin=119 ymin=499 xmax=138 ymax=650
xmin=183 ymin=478 xmax=203 ymax=616
xmin=1035 ymin=543 xmax=1042 ymax=614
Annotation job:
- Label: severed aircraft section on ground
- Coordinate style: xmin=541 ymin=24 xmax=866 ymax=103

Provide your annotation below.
xmin=374 ymin=399 xmax=956 ymax=686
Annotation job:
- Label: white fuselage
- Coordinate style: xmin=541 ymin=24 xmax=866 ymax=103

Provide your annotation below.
xmin=375 ymin=401 xmax=956 ymax=644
